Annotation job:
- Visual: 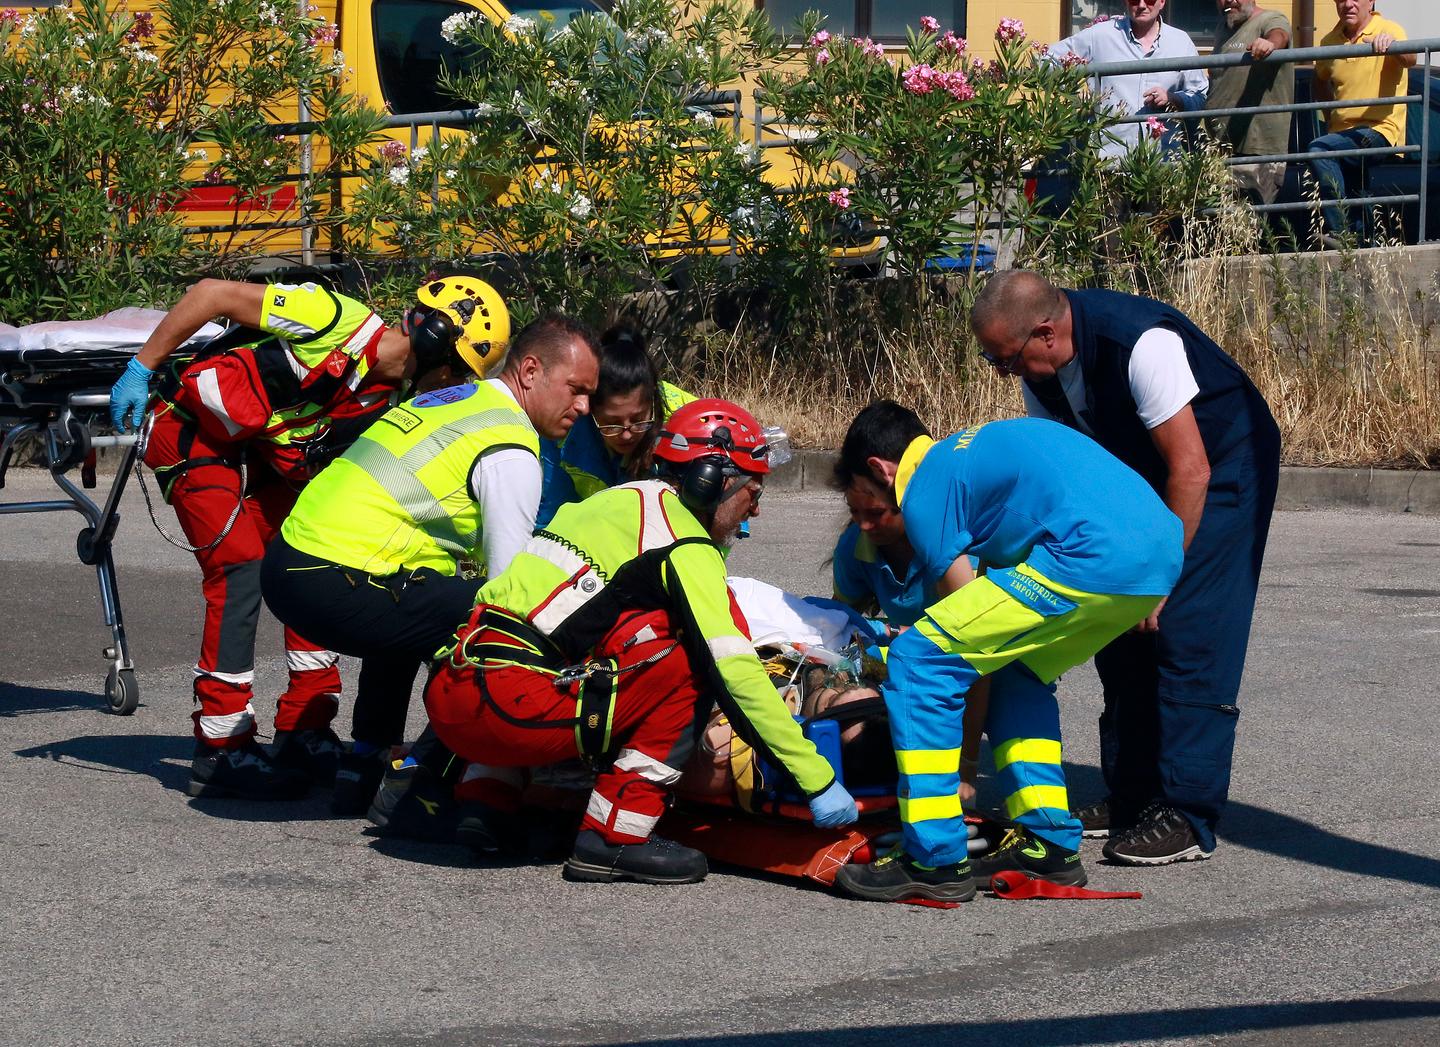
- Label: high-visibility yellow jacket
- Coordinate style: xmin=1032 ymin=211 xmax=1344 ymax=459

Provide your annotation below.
xmin=281 ymin=380 xmax=539 ymax=576
xmin=480 ymin=479 xmax=837 ymax=798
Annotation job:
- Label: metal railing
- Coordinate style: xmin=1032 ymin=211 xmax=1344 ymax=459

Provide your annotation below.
xmin=1078 ymin=36 xmax=1437 ymax=241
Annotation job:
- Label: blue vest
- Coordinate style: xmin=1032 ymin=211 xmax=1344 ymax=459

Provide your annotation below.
xmin=1033 ymin=290 xmax=1280 ymax=491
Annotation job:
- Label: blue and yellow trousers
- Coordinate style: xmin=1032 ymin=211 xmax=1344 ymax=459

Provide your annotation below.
xmin=885 ymin=563 xmax=1164 ymax=866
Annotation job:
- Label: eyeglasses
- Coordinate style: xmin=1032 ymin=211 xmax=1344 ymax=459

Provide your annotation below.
xmin=595 ymin=420 xmax=655 ymax=437
xmin=979 ymin=320 xmax=1048 ymax=375
xmin=1125 ymin=0 xmax=1160 ymax=7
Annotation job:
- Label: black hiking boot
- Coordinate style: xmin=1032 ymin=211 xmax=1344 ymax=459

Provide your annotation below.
xmin=1103 ymin=803 xmax=1214 ymax=866
xmin=1073 ymin=798 xmax=1112 ymax=839
xmin=330 ymin=746 xmax=391 ymax=817
xmin=188 ymin=740 xmax=309 ymax=801
xmin=270 ymin=727 xmax=344 ymax=788
xmin=562 ymin=829 xmax=708 ymax=885
xmin=971 ymin=827 xmax=1088 ymax=887
xmin=834 ymin=847 xmax=976 ymax=904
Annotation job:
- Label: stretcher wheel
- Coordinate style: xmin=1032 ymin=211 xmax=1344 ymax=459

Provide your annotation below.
xmin=105 ymin=666 xmax=139 ymax=715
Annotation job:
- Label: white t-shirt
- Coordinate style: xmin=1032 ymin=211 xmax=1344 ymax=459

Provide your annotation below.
xmin=1022 ymin=326 xmax=1199 ymax=433
xmin=466 ymin=378 xmax=541 ymax=576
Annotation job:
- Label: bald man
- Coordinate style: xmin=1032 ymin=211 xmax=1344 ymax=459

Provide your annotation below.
xmin=970 ymin=271 xmax=1280 ymax=867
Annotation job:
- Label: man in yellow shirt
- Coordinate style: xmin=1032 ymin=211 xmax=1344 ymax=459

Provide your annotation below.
xmin=1308 ymin=1 xmax=1416 ymax=242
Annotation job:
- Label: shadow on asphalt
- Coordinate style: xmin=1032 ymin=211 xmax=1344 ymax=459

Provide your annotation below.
xmin=0 ymin=681 xmax=116 ymax=717
xmin=11 ymin=730 xmax=1440 ymax=889
xmin=591 ymin=999 xmax=1440 ymax=1047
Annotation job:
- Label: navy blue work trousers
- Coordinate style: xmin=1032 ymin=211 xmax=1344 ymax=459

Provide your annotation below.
xmin=1094 ymin=438 xmax=1280 ymax=851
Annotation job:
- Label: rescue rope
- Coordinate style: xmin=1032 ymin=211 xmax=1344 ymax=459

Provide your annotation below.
xmin=133 ymin=411 xmax=246 ymax=554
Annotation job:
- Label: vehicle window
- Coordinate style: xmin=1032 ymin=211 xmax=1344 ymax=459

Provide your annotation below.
xmin=373 ymin=0 xmax=489 ymax=115
xmin=506 ymin=1 xmax=604 ymax=27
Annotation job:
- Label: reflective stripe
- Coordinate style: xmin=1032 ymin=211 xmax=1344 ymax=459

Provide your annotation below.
xmin=637 ymin=486 xmax=676 ymax=552
xmin=586 ymin=790 xmax=614 ymax=825
xmin=897 ymin=793 xmax=964 ymax=824
xmin=613 ymin=748 xmax=682 ymax=785
xmin=345 ymin=438 xmax=466 ymax=555
xmin=1004 ymin=785 xmax=1071 ymax=820
xmin=532 ymin=578 xmax=602 ymax=636
xmin=194 ymin=665 xmax=254 ymax=685
xmin=460 ymin=763 xmax=523 ymax=788
xmin=195 ymin=369 xmax=243 ymax=437
xmin=280 ymin=340 xmax=309 ymax=380
xmin=528 ymin=535 xmax=593 ymax=576
xmin=992 ymin=737 xmax=1063 ymax=771
xmin=341 ymin=313 xmax=385 ymax=358
xmin=707 ymin=635 xmax=754 ymax=661
xmin=285 ymin=649 xmax=339 ymax=672
xmin=895 ymin=748 xmax=960 ymax=776
xmin=612 ymin=808 xmax=661 ymax=839
xmin=198 ymin=704 xmax=257 ymax=739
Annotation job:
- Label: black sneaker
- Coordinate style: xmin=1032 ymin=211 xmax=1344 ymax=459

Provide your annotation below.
xmin=454 ymin=801 xmax=523 ymax=856
xmin=1074 ymin=799 xmax=1111 ymax=839
xmin=971 ymin=827 xmax=1088 ymax=887
xmin=271 ymin=727 xmax=344 ymax=787
xmin=833 ymin=847 xmax=976 ymax=904
xmin=188 ymin=740 xmax=310 ymax=800
xmin=331 ymin=746 xmax=391 ymax=817
xmin=562 ymin=829 xmax=708 ymax=885
xmin=1102 ymin=803 xmax=1214 ymax=866
xmin=366 ymin=761 xmax=458 ymax=843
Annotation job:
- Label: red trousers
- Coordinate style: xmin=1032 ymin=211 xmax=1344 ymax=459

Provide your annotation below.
xmin=425 ymin=609 xmax=700 ymax=845
xmin=145 ymin=404 xmax=341 ymax=746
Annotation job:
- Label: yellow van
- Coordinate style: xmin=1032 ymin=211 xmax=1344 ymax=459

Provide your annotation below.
xmin=124 ymin=0 xmax=880 ymax=269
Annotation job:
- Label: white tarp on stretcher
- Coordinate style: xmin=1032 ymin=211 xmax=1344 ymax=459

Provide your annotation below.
xmin=0 ymin=308 xmax=222 ymax=353
xmin=727 ymin=575 xmax=857 ymax=653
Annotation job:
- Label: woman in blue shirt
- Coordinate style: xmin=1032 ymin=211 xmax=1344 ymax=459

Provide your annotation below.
xmin=537 ymin=326 xmax=694 ymax=527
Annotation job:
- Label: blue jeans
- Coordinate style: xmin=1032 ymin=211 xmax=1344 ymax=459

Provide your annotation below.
xmin=1306 ymin=126 xmax=1392 ymax=236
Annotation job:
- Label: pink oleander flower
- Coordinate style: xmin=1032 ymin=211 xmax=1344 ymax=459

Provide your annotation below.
xmin=827 ymin=187 xmax=851 ymax=209
xmin=379 ymin=140 xmax=408 ymax=164
xmin=808 ymin=29 xmax=830 ymax=48
xmin=1032 ymin=42 xmax=1050 ymax=57
xmin=815 ymin=47 xmax=831 ymax=65
xmin=852 ymin=36 xmax=885 ymax=59
xmin=0 ymin=9 xmax=19 ymax=22
xmin=941 ymin=70 xmax=974 ymax=101
xmin=1090 ymin=14 xmax=1112 ymax=25
xmin=937 ymin=31 xmax=966 ymax=55
xmin=203 ymin=167 xmax=225 ymax=185
xmin=919 ymin=15 xmax=940 ymax=34
xmin=996 ymin=18 xmax=1025 ymax=44
xmin=1061 ymin=51 xmax=1086 ymax=69
xmin=902 ymin=63 xmax=938 ymax=95
xmin=309 ymin=23 xmax=339 ymax=47
xmin=1145 ymin=115 xmax=1165 ymax=139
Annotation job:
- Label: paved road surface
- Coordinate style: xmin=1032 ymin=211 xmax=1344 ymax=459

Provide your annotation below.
xmin=2 ymin=470 xmax=1438 ymax=1046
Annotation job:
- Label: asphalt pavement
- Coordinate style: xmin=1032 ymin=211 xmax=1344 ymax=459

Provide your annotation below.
xmin=2 ymin=469 xmax=1439 ymax=1047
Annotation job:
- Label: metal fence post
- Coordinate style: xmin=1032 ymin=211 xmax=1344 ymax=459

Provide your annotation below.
xmin=1422 ymin=53 xmax=1431 ymax=243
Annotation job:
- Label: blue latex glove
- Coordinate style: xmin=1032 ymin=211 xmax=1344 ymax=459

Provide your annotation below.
xmin=800 ymin=595 xmax=889 ymax=643
xmin=110 ymin=356 xmax=155 ymax=432
xmin=809 ymin=779 xmax=858 ymax=828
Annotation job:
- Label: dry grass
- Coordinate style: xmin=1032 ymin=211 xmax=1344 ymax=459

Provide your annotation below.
xmin=670 ymin=204 xmax=1439 ymax=469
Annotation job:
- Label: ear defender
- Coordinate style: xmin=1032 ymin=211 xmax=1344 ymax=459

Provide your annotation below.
xmin=678 ymin=457 xmax=730 ymax=511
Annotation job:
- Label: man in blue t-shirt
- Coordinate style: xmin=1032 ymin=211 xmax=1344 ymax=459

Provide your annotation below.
xmin=832 ymin=402 xmax=1183 ymax=905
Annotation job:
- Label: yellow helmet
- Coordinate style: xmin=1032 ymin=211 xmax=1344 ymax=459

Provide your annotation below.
xmin=413 ymin=274 xmax=510 ymax=378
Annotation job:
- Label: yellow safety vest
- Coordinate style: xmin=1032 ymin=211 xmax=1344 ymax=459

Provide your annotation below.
xmin=281 ymin=381 xmax=538 ymax=576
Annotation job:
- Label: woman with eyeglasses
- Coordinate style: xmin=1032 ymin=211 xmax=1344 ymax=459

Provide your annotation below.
xmin=536 ymin=325 xmax=695 ymax=527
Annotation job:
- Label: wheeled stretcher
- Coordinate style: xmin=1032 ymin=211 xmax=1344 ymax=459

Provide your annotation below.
xmin=0 ymin=310 xmax=214 ymax=713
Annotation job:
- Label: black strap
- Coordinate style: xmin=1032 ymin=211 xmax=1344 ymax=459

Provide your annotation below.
xmin=574 ymin=659 xmax=619 ymax=765
xmin=805 ymin=696 xmax=887 ymax=724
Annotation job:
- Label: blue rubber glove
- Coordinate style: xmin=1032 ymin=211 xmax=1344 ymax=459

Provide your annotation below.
xmin=800 ymin=595 xmax=889 ymax=643
xmin=809 ymin=779 xmax=858 ymax=828
xmin=110 ymin=356 xmax=156 ymax=433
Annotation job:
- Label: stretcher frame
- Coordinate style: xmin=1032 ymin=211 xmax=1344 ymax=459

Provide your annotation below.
xmin=1 ymin=346 xmax=146 ymax=713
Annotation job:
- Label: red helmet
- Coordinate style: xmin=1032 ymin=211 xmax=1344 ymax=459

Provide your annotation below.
xmin=655 ymin=398 xmax=772 ymax=477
